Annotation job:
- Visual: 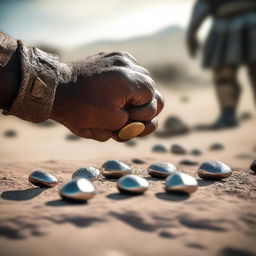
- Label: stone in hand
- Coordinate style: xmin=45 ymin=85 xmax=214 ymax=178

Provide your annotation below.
xmin=60 ymin=178 xmax=96 ymax=202
xmin=165 ymin=172 xmax=198 ymax=194
xmin=72 ymin=167 xmax=100 ymax=181
xmin=118 ymin=122 xmax=145 ymax=140
xmin=148 ymin=162 xmax=177 ymax=179
xmin=101 ymin=160 xmax=132 ymax=179
xmin=198 ymin=160 xmax=232 ymax=180
xmin=117 ymin=174 xmax=149 ymax=194
xmin=29 ymin=170 xmax=57 ymax=188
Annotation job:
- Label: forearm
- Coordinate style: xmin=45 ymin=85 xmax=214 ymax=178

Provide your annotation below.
xmin=0 ymin=32 xmax=62 ymax=123
xmin=187 ymin=0 xmax=211 ymax=36
xmin=0 ymin=33 xmax=20 ymax=110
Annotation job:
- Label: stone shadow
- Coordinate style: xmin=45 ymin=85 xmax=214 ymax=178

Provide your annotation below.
xmin=1 ymin=188 xmax=45 ymax=201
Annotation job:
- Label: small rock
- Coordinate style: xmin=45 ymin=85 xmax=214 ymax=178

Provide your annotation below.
xmin=198 ymin=160 xmax=232 ymax=180
xmin=240 ymin=112 xmax=253 ymax=121
xmin=170 ymin=144 xmax=186 ymax=154
xmin=29 ymin=170 xmax=58 ymax=188
xmin=101 ymin=160 xmax=132 ymax=179
xmin=125 ymin=140 xmax=137 ymax=147
xmin=65 ymin=133 xmax=81 ymax=141
xmin=35 ymin=120 xmax=57 ymax=127
xmin=165 ymin=172 xmax=198 ymax=194
xmin=179 ymin=159 xmax=199 ymax=166
xmin=60 ymin=178 xmax=96 ymax=202
xmin=117 ymin=175 xmax=149 ymax=194
xmin=190 ymin=149 xmax=203 ymax=156
xmin=250 ymin=160 xmax=256 ymax=172
xmin=209 ymin=143 xmax=224 ymax=151
xmin=152 ymin=144 xmax=167 ymax=153
xmin=72 ymin=167 xmax=100 ymax=181
xmin=155 ymin=116 xmax=190 ymax=138
xmin=3 ymin=129 xmax=17 ymax=138
xmin=148 ymin=162 xmax=177 ymax=178
xmin=132 ymin=158 xmax=146 ymax=164
xmin=180 ymin=95 xmax=190 ymax=103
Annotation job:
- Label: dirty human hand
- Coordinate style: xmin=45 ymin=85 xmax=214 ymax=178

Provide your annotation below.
xmin=51 ymin=52 xmax=164 ymax=142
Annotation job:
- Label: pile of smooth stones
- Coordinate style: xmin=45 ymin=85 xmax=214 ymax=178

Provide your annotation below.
xmin=28 ymin=158 xmax=253 ymax=203
xmin=27 ymin=122 xmax=256 ymax=203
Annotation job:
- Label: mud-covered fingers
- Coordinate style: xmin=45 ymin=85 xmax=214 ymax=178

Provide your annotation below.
xmin=127 ymin=98 xmax=157 ymax=121
xmin=104 ymin=51 xmax=138 ymax=64
xmin=138 ymin=117 xmax=158 ymax=136
xmin=155 ymin=90 xmax=165 ymax=116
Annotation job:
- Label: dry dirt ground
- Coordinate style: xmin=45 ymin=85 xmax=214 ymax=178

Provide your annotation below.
xmin=0 ymin=84 xmax=255 ymax=256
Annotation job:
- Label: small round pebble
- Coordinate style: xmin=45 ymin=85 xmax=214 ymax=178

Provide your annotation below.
xmin=198 ymin=160 xmax=232 ymax=180
xmin=170 ymin=144 xmax=186 ymax=154
xmin=29 ymin=170 xmax=58 ymax=188
xmin=60 ymin=178 xmax=96 ymax=202
xmin=191 ymin=149 xmax=203 ymax=156
xmin=179 ymin=159 xmax=199 ymax=166
xmin=132 ymin=158 xmax=146 ymax=164
xmin=125 ymin=140 xmax=137 ymax=147
xmin=209 ymin=143 xmax=224 ymax=151
xmin=250 ymin=160 xmax=256 ymax=172
xmin=148 ymin=162 xmax=177 ymax=179
xmin=72 ymin=167 xmax=100 ymax=181
xmin=117 ymin=174 xmax=149 ymax=194
xmin=101 ymin=160 xmax=132 ymax=179
xmin=65 ymin=133 xmax=81 ymax=141
xmin=165 ymin=172 xmax=198 ymax=194
xmin=118 ymin=122 xmax=145 ymax=140
xmin=152 ymin=144 xmax=167 ymax=153
xmin=4 ymin=129 xmax=17 ymax=138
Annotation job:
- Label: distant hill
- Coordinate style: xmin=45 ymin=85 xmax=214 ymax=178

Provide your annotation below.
xmin=62 ymin=25 xmax=209 ymax=86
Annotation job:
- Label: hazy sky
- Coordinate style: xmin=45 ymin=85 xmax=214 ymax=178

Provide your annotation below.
xmin=0 ymin=0 xmax=198 ymax=48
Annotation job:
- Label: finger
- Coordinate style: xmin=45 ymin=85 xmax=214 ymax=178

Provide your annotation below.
xmin=127 ymin=98 xmax=157 ymax=121
xmin=89 ymin=128 xmax=113 ymax=142
xmin=104 ymin=51 xmax=138 ymax=64
xmin=104 ymin=107 xmax=129 ymax=131
xmin=110 ymin=56 xmax=150 ymax=76
xmin=139 ymin=118 xmax=158 ymax=136
xmin=155 ymin=90 xmax=165 ymax=116
xmin=126 ymin=72 xmax=155 ymax=106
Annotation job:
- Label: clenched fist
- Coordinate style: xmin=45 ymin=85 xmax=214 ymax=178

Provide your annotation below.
xmin=51 ymin=52 xmax=164 ymax=141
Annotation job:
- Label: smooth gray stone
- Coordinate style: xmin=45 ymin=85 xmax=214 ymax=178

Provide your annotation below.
xmin=152 ymin=144 xmax=167 ymax=153
xmin=251 ymin=160 xmax=256 ymax=172
xmin=101 ymin=160 xmax=132 ymax=179
xmin=117 ymin=175 xmax=149 ymax=194
xmin=60 ymin=178 xmax=96 ymax=202
xmin=148 ymin=162 xmax=177 ymax=178
xmin=72 ymin=167 xmax=100 ymax=181
xmin=179 ymin=159 xmax=199 ymax=166
xmin=209 ymin=143 xmax=224 ymax=151
xmin=198 ymin=160 xmax=232 ymax=180
xmin=165 ymin=172 xmax=198 ymax=194
xmin=191 ymin=149 xmax=203 ymax=156
xmin=29 ymin=170 xmax=57 ymax=188
xmin=170 ymin=144 xmax=186 ymax=154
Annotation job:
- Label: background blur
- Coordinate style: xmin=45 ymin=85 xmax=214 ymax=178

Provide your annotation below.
xmin=0 ymin=0 xmax=255 ymax=163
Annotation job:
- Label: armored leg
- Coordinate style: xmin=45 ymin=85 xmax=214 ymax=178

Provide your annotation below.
xmin=247 ymin=62 xmax=256 ymax=105
xmin=211 ymin=66 xmax=240 ymax=129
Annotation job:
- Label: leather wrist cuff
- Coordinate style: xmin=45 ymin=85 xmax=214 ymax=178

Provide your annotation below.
xmin=3 ymin=39 xmax=60 ymax=123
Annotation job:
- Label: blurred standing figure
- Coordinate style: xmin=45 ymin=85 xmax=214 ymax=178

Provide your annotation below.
xmin=187 ymin=0 xmax=256 ymax=129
